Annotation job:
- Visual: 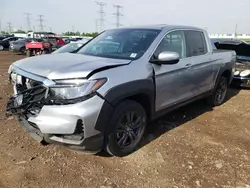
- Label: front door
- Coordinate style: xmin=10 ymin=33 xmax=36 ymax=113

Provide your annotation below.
xmin=151 ymin=30 xmax=195 ymax=112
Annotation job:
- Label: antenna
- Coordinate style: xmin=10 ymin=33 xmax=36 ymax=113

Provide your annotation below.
xmin=38 ymin=15 xmax=45 ymax=31
xmin=95 ymin=1 xmax=106 ymax=32
xmin=24 ymin=12 xmax=32 ymax=31
xmin=113 ymin=5 xmax=123 ymax=27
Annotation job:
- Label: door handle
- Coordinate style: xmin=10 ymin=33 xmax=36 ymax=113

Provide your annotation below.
xmin=185 ymin=63 xmax=192 ymax=68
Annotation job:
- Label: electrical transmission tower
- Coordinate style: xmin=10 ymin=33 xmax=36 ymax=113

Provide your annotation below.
xmin=113 ymin=5 xmax=123 ymax=28
xmin=38 ymin=15 xmax=45 ymax=31
xmin=7 ymin=22 xmax=12 ymax=33
xmin=95 ymin=1 xmax=106 ymax=32
xmin=24 ymin=12 xmax=31 ymax=31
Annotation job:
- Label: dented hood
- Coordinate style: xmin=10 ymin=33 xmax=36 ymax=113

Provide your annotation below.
xmin=12 ymin=53 xmax=131 ymax=80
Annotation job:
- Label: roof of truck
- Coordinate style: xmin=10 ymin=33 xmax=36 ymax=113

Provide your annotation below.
xmin=111 ymin=24 xmax=203 ymax=31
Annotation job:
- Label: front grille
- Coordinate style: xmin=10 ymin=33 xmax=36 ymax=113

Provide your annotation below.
xmin=6 ymin=74 xmax=48 ymax=117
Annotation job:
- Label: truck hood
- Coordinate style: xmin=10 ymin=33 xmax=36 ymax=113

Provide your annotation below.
xmin=12 ymin=53 xmax=131 ymax=80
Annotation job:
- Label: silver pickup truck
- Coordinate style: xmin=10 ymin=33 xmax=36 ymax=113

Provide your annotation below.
xmin=6 ymin=25 xmax=236 ymax=157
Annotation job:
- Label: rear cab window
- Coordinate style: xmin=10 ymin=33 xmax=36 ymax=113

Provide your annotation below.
xmin=184 ymin=30 xmax=207 ymax=57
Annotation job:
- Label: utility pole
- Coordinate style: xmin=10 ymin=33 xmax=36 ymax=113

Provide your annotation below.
xmin=95 ymin=19 xmax=99 ymax=33
xmin=234 ymin=24 xmax=238 ymax=39
xmin=113 ymin=4 xmax=123 ymax=28
xmin=7 ymin=22 xmax=12 ymax=33
xmin=24 ymin=12 xmax=31 ymax=31
xmin=38 ymin=15 xmax=45 ymax=31
xmin=95 ymin=1 xmax=106 ymax=32
xmin=72 ymin=25 xmax=75 ymax=35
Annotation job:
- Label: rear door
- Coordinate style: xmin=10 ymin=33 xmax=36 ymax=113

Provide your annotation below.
xmin=184 ymin=30 xmax=214 ymax=96
xmin=152 ymin=30 xmax=195 ymax=111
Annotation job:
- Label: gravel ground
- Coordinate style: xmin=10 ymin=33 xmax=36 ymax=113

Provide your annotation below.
xmin=0 ymin=51 xmax=250 ymax=188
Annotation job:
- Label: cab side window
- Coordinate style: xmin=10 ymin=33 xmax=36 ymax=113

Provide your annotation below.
xmin=185 ymin=31 xmax=207 ymax=57
xmin=154 ymin=30 xmax=186 ymax=59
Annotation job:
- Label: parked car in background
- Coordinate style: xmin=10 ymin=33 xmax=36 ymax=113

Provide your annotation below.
xmin=52 ymin=38 xmax=90 ymax=54
xmin=7 ymin=25 xmax=235 ymax=157
xmin=214 ymin=39 xmax=250 ymax=88
xmin=61 ymin=37 xmax=71 ymax=44
xmin=25 ymin=32 xmax=66 ymax=56
xmin=0 ymin=37 xmax=23 ymax=50
xmin=0 ymin=34 xmax=14 ymax=41
xmin=9 ymin=38 xmax=33 ymax=54
xmin=47 ymin=36 xmax=66 ymax=50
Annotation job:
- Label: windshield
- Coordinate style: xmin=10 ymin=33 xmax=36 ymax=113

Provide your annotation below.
xmin=53 ymin=43 xmax=84 ymax=54
xmin=77 ymin=28 xmax=160 ymax=60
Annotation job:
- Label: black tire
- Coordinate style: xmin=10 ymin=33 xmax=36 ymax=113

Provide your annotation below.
xmin=20 ymin=47 xmax=26 ymax=55
xmin=105 ymin=100 xmax=147 ymax=157
xmin=26 ymin=49 xmax=31 ymax=57
xmin=206 ymin=76 xmax=228 ymax=106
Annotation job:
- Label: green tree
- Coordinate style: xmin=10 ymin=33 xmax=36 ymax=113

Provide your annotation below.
xmin=0 ymin=31 xmax=9 ymax=34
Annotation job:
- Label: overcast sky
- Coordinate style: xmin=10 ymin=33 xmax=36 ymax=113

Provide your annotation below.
xmin=1 ymin=0 xmax=250 ymax=34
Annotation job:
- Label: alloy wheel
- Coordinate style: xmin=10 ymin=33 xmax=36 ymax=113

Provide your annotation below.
xmin=116 ymin=111 xmax=144 ymax=149
xmin=214 ymin=78 xmax=227 ymax=104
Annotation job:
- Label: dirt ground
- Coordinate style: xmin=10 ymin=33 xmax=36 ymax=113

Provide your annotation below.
xmin=0 ymin=51 xmax=250 ymax=188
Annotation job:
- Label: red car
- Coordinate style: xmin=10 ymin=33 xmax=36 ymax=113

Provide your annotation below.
xmin=25 ymin=32 xmax=66 ymax=57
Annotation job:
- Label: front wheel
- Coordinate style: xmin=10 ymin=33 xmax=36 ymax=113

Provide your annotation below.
xmin=206 ymin=76 xmax=228 ymax=106
xmin=105 ymin=100 xmax=147 ymax=157
xmin=0 ymin=45 xmax=4 ymax=50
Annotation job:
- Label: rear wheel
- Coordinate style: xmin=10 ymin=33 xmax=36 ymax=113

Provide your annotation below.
xmin=20 ymin=47 xmax=26 ymax=55
xmin=105 ymin=100 xmax=147 ymax=157
xmin=206 ymin=76 xmax=228 ymax=106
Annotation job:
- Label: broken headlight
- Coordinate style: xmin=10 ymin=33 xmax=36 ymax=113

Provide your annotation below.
xmin=50 ymin=78 xmax=107 ymax=100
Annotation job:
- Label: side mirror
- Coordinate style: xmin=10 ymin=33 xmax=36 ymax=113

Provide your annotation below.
xmin=150 ymin=51 xmax=180 ymax=65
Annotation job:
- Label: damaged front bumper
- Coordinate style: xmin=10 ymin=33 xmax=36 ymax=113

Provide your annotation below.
xmin=6 ymin=88 xmax=106 ymax=154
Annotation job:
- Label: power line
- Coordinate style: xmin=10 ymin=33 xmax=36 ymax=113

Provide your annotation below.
xmin=113 ymin=5 xmax=123 ymax=28
xmin=7 ymin=22 xmax=12 ymax=33
xmin=95 ymin=1 xmax=106 ymax=32
xmin=38 ymin=15 xmax=45 ymax=31
xmin=24 ymin=12 xmax=32 ymax=31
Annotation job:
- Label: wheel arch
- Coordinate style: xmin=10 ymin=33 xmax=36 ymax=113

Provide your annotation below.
xmin=94 ymin=79 xmax=155 ymax=133
xmin=221 ymin=70 xmax=232 ymax=85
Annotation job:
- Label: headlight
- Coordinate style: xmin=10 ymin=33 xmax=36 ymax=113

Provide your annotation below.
xmin=234 ymin=71 xmax=240 ymax=76
xmin=50 ymin=78 xmax=107 ymax=100
xmin=240 ymin=70 xmax=250 ymax=77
